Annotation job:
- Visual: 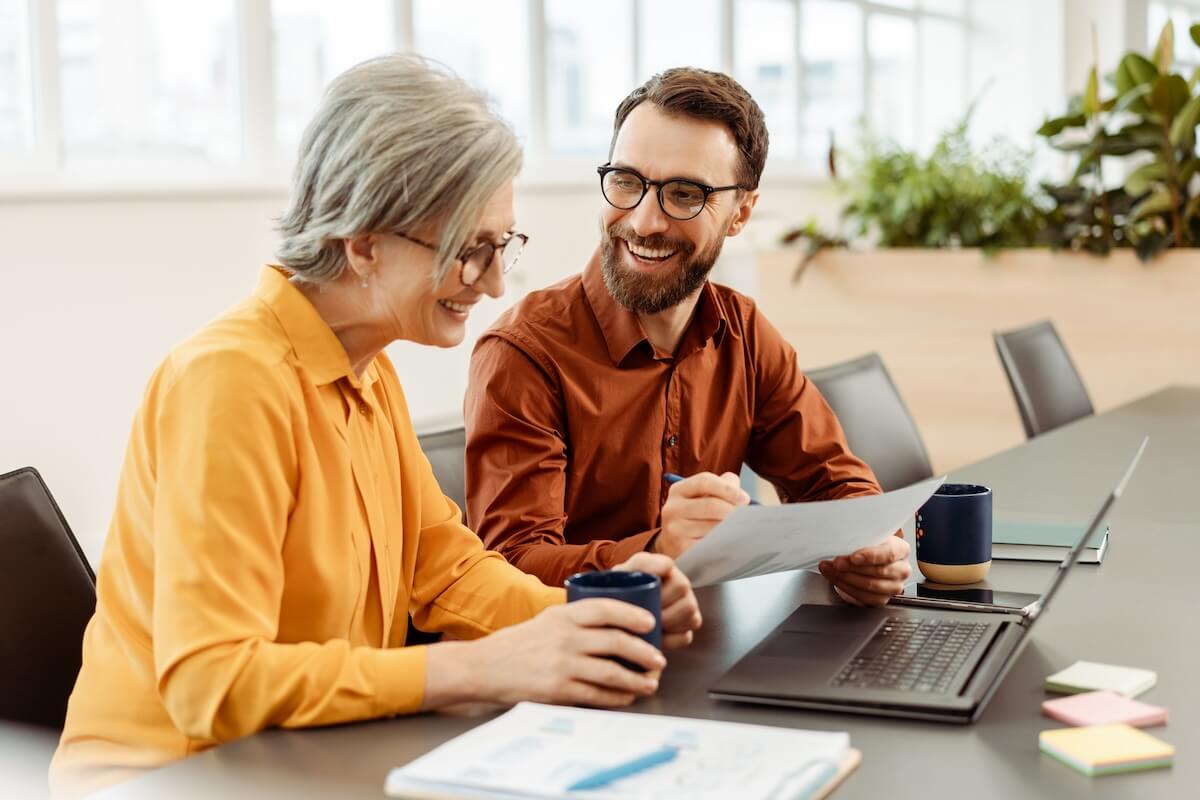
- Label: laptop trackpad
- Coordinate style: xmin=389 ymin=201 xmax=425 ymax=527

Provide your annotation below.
xmin=760 ymin=630 xmax=861 ymax=660
xmin=766 ymin=605 xmax=886 ymax=660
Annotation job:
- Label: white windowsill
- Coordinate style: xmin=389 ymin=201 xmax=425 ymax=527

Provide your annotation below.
xmin=0 ymin=161 xmax=835 ymax=202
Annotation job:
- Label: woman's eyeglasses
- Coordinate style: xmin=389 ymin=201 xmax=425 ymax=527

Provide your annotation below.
xmin=395 ymin=231 xmax=528 ymax=287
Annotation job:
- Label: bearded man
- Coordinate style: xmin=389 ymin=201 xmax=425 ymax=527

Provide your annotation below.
xmin=463 ymin=68 xmax=911 ymax=607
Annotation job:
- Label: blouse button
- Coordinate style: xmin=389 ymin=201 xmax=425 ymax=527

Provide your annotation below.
xmin=359 ymin=402 xmax=370 ymax=416
xmin=667 ymin=435 xmax=678 ymax=447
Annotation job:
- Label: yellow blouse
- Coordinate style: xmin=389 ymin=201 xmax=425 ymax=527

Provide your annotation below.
xmin=51 ymin=267 xmax=564 ymax=796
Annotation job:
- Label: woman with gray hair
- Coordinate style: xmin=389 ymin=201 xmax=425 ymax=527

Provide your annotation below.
xmin=51 ymin=55 xmax=701 ymax=796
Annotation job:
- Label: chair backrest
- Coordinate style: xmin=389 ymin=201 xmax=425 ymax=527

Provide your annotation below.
xmin=417 ymin=425 xmax=467 ymax=521
xmin=993 ymin=319 xmax=1094 ymax=438
xmin=0 ymin=467 xmax=96 ymax=728
xmin=805 ymin=353 xmax=934 ymax=491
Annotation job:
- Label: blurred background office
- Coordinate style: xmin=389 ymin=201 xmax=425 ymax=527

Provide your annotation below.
xmin=2 ymin=0 xmax=1197 ymax=566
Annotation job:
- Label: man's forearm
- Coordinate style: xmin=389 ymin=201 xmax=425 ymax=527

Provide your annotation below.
xmin=499 ymin=530 xmax=659 ymax=586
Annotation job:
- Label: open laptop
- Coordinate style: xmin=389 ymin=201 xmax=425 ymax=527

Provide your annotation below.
xmin=709 ymin=438 xmax=1148 ymax=724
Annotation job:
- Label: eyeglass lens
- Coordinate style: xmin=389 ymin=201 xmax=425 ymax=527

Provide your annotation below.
xmin=461 ymin=236 xmax=525 ymax=285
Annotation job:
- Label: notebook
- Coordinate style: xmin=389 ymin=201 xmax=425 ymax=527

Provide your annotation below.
xmin=1039 ymin=724 xmax=1175 ymax=776
xmin=1042 ymin=691 xmax=1168 ymax=728
xmin=384 ymin=702 xmax=860 ymax=799
xmin=1045 ymin=661 xmax=1157 ymax=698
xmin=992 ymin=517 xmax=1109 ymax=563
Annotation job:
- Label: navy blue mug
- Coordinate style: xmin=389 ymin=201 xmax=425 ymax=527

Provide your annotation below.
xmin=564 ymin=570 xmax=662 ymax=672
xmin=915 ymin=483 xmax=992 ymax=584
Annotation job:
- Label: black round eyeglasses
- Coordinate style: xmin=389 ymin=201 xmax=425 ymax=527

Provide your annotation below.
xmin=597 ymin=164 xmax=744 ymax=221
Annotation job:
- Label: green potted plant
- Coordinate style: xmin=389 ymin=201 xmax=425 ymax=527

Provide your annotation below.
xmin=781 ymin=120 xmax=1046 ymax=280
xmin=1038 ymin=21 xmax=1200 ymax=260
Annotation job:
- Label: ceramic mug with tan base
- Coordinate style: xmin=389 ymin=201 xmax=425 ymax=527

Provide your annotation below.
xmin=915 ymin=484 xmax=992 ymax=584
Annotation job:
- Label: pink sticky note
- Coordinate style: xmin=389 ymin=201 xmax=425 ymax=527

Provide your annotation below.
xmin=1042 ymin=690 xmax=1168 ymax=728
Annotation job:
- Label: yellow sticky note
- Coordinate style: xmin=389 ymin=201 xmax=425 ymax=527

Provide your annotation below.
xmin=1039 ymin=724 xmax=1175 ymax=777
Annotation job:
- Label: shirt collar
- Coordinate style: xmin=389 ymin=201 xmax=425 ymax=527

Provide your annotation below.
xmin=255 ymin=266 xmax=360 ymax=387
xmin=581 ymin=248 xmax=728 ymax=365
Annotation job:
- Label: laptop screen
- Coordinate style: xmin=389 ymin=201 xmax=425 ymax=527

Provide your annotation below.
xmin=1024 ymin=436 xmax=1148 ymax=624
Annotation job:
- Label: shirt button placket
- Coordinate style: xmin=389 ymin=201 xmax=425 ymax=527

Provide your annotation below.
xmin=664 ymin=366 xmax=681 ymax=483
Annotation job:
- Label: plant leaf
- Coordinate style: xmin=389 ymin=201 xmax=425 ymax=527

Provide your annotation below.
xmin=1185 ymin=193 xmax=1200 ymax=224
xmin=1114 ymin=83 xmax=1154 ymax=115
xmin=1037 ymin=114 xmax=1088 ymax=137
xmin=1151 ymin=74 xmax=1191 ymax=121
xmin=1131 ymin=187 xmax=1176 ymax=221
xmin=1169 ymin=95 xmax=1200 ymax=147
xmin=1115 ymin=53 xmax=1159 ymax=94
xmin=1191 ymin=23 xmax=1200 ymax=48
xmin=1179 ymin=157 xmax=1199 ymax=186
xmin=1125 ymin=160 xmax=1167 ymax=196
xmin=1153 ymin=20 xmax=1175 ymax=74
xmin=1083 ymin=67 xmax=1101 ymax=115
xmin=1115 ymin=54 xmax=1159 ymax=115
xmin=1098 ymin=123 xmax=1165 ymax=156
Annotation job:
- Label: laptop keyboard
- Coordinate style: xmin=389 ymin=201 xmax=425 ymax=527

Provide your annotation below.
xmin=831 ymin=617 xmax=990 ymax=694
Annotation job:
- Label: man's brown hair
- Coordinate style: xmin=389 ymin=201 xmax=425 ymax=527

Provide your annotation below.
xmin=610 ymin=67 xmax=769 ymax=190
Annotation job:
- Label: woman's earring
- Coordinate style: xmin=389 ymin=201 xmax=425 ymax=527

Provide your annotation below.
xmin=360 ymin=273 xmax=370 ymax=289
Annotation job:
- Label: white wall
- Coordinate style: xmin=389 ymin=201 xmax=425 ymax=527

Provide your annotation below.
xmin=0 ymin=180 xmax=836 ymax=563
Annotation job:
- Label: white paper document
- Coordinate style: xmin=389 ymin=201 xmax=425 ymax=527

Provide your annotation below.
xmin=675 ymin=475 xmax=945 ymax=587
xmin=385 ymin=702 xmax=849 ymax=800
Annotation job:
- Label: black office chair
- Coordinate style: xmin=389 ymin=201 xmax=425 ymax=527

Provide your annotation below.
xmin=994 ymin=319 xmax=1094 ymax=439
xmin=411 ymin=424 xmax=467 ymax=645
xmin=417 ymin=424 xmax=467 ymax=521
xmin=0 ymin=467 xmax=97 ymax=728
xmin=805 ymin=353 xmax=934 ymax=491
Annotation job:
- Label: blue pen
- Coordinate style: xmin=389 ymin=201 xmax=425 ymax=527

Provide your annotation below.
xmin=664 ymin=472 xmax=761 ymax=506
xmin=566 ymin=745 xmax=679 ymax=791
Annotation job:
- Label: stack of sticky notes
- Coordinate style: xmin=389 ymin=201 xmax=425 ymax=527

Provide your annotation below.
xmin=1044 ymin=660 xmax=1157 ymax=698
xmin=1043 ymin=691 xmax=1168 ymax=728
xmin=1039 ymin=724 xmax=1175 ymax=776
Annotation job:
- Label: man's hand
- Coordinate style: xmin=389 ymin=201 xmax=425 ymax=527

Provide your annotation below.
xmin=616 ymin=552 xmax=703 ymax=649
xmin=818 ymin=532 xmax=911 ymax=607
xmin=654 ymin=472 xmax=750 ymax=559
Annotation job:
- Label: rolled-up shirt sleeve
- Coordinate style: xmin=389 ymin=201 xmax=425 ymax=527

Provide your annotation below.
xmin=408 ymin=435 xmax=565 ymax=636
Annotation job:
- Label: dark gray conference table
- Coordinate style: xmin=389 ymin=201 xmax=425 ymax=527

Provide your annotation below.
xmin=100 ymin=386 xmax=1199 ymax=799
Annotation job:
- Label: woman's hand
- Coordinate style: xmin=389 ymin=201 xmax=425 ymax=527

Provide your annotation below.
xmin=425 ymin=599 xmax=665 ymax=710
xmin=614 ymin=552 xmax=703 ymax=649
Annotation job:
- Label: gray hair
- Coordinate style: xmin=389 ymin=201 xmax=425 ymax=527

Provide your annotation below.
xmin=276 ymin=54 xmax=522 ymax=284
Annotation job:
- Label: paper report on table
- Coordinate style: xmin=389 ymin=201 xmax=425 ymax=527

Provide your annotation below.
xmin=385 ymin=702 xmax=850 ymax=800
xmin=676 ymin=475 xmax=945 ymax=587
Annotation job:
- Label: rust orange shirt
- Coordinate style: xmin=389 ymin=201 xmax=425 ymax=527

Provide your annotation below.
xmin=465 ymin=251 xmax=881 ymax=587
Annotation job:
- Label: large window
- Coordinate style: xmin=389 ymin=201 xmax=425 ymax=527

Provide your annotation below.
xmin=57 ymin=0 xmax=240 ymax=170
xmin=0 ymin=0 xmax=33 ymax=158
xmin=3 ymin=0 xmax=1031 ymax=185
xmin=272 ymin=0 xmax=396 ymax=162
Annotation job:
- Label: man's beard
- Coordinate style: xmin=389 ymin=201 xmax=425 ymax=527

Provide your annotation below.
xmin=600 ymin=224 xmax=725 ymax=314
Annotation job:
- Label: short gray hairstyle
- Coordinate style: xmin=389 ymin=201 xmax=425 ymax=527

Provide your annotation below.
xmin=276 ymin=54 xmax=522 ymax=284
